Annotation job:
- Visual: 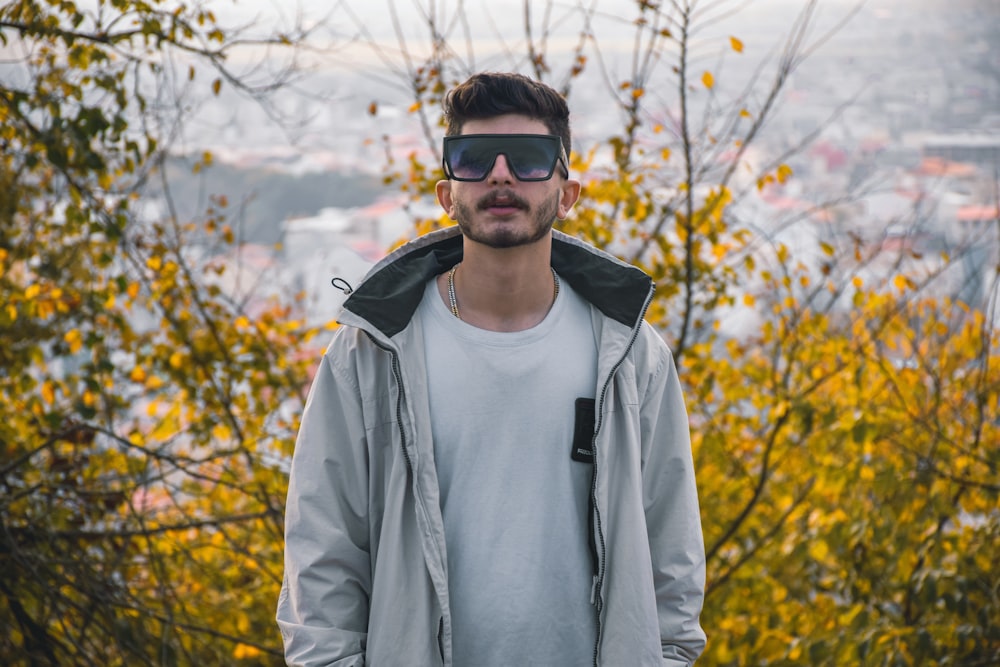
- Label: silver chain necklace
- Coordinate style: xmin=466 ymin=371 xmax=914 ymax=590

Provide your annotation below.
xmin=447 ymin=263 xmax=560 ymax=321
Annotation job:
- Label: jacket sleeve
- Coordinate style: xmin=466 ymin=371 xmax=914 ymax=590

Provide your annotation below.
xmin=277 ymin=336 xmax=371 ymax=667
xmin=638 ymin=328 xmax=707 ymax=666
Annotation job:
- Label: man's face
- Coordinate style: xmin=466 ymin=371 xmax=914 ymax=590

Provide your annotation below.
xmin=436 ymin=114 xmax=580 ymax=249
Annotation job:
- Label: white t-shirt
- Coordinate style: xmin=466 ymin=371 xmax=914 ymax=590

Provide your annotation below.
xmin=419 ymin=274 xmax=599 ymax=666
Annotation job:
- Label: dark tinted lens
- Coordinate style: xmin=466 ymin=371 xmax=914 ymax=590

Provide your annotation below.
xmin=444 ymin=135 xmax=563 ymax=181
xmin=449 ymin=141 xmax=495 ymax=180
xmin=508 ymin=140 xmax=556 ymax=180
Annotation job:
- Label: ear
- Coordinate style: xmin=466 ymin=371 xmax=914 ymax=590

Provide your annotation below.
xmin=436 ymin=180 xmax=456 ymax=219
xmin=557 ymin=179 xmax=582 ymax=220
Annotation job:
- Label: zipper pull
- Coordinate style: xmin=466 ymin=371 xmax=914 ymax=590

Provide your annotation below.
xmin=590 ymin=575 xmax=599 ymax=605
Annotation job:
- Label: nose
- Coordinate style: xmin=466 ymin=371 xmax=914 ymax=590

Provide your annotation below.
xmin=487 ymin=153 xmax=515 ymax=184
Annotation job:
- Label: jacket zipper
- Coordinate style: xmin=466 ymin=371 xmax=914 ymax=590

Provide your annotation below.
xmin=590 ymin=284 xmax=656 ymax=667
xmin=366 ymin=331 xmax=448 ymax=666
xmin=367 ymin=333 xmax=413 ymax=475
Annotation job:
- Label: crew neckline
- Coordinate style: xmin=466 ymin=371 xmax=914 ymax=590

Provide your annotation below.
xmin=421 ymin=272 xmax=567 ymax=346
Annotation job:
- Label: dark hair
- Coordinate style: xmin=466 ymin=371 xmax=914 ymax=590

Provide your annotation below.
xmin=443 ymin=72 xmax=572 ymax=157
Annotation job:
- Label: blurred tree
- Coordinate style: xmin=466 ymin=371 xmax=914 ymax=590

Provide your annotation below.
xmin=0 ymin=0 xmax=316 ymax=664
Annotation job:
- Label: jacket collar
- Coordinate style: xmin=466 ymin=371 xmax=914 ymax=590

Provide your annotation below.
xmin=341 ymin=226 xmax=653 ymax=338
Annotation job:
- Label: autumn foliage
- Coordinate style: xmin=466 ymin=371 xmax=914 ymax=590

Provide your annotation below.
xmin=2 ymin=0 xmax=998 ymax=665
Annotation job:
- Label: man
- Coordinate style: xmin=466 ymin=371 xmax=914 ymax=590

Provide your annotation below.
xmin=277 ymin=72 xmax=706 ymax=666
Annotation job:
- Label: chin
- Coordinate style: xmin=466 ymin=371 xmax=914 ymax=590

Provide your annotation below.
xmin=459 ymin=222 xmax=553 ymax=249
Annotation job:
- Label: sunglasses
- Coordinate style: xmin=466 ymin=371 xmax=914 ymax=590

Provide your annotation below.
xmin=442 ymin=134 xmax=569 ymax=182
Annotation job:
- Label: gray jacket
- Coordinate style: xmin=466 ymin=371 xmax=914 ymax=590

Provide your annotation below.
xmin=277 ymin=227 xmax=706 ymax=666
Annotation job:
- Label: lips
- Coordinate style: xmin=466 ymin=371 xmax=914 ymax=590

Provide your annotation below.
xmin=486 ymin=205 xmax=521 ymax=216
xmin=478 ymin=191 xmax=528 ymax=215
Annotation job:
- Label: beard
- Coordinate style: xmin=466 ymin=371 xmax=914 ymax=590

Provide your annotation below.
xmin=453 ymin=189 xmax=560 ymax=249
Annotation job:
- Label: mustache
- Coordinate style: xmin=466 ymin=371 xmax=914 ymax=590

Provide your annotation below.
xmin=476 ymin=190 xmax=529 ymax=211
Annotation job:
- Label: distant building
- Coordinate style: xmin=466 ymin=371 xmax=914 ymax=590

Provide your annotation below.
xmin=277 ymin=197 xmax=434 ymax=326
xmin=280 ymin=207 xmax=381 ymax=327
xmin=921 ymin=133 xmax=1000 ymax=168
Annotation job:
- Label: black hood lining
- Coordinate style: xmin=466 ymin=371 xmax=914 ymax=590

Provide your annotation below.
xmin=342 ymin=232 xmax=651 ymax=338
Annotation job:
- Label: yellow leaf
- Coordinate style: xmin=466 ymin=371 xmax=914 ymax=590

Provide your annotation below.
xmin=237 ymin=613 xmax=250 ymax=634
xmin=212 ymin=78 xmax=222 ymax=96
xmin=743 ymin=293 xmax=755 ymax=307
xmin=820 ymin=241 xmax=835 ymax=256
xmin=893 ymin=274 xmax=909 ymax=291
xmin=64 ymin=329 xmax=83 ymax=354
xmin=212 ymin=422 xmax=231 ymax=441
xmin=41 ymin=381 xmax=56 ymax=405
xmin=147 ymin=256 xmax=162 ymax=271
xmin=776 ymin=243 xmax=789 ymax=264
xmin=408 ymin=101 xmax=422 ymax=113
xmin=6 ymin=304 xmax=17 ymax=322
xmin=25 ymin=284 xmax=41 ymax=300
xmin=776 ymin=163 xmax=793 ymax=183
xmin=852 ymin=276 xmax=864 ymax=289
xmin=661 ymin=147 xmax=671 ymax=161
xmin=169 ymin=351 xmax=184 ymax=369
xmin=730 ymin=36 xmax=744 ymax=52
xmin=130 ymin=366 xmax=147 ymax=383
xmin=808 ymin=539 xmax=830 ymax=562
xmin=739 ymin=108 xmax=751 ymax=118
xmin=701 ymin=71 xmax=715 ymax=89
xmin=127 ymin=282 xmax=141 ymax=299
xmin=233 ymin=643 xmax=261 ymax=659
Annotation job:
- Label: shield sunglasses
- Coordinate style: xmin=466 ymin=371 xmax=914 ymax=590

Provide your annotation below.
xmin=442 ymin=134 xmax=569 ymax=182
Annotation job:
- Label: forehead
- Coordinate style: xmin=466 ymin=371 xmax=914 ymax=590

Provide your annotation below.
xmin=460 ymin=114 xmax=550 ymax=136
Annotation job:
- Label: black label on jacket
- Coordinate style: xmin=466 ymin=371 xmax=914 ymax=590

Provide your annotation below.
xmin=571 ymin=398 xmax=596 ymax=463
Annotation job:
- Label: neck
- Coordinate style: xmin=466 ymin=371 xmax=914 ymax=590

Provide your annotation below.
xmin=438 ymin=236 xmax=557 ymax=332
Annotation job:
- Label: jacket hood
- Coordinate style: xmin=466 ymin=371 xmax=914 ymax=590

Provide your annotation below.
xmin=341 ymin=227 xmax=653 ymax=338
